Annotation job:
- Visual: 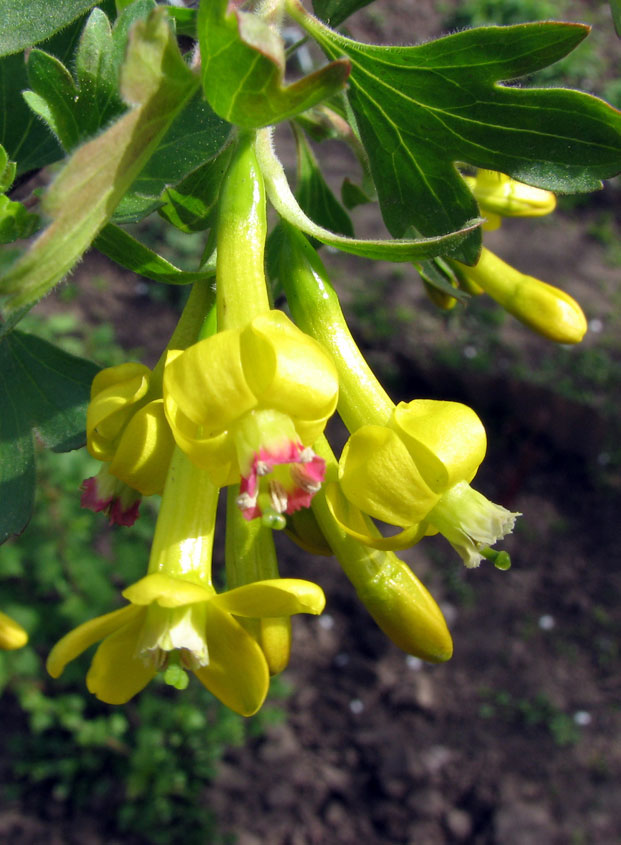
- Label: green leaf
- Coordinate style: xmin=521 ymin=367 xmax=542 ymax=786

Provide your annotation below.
xmin=93 ymin=223 xmax=216 ymax=284
xmin=24 ymin=50 xmax=82 ymax=150
xmin=291 ymin=9 xmax=621 ymax=262
xmin=294 ymin=127 xmax=354 ymax=239
xmin=197 ymin=0 xmax=350 ymax=128
xmin=114 ymin=90 xmax=232 ymax=223
xmin=415 ymin=257 xmax=467 ymax=303
xmin=159 ymin=142 xmax=234 ymax=233
xmin=0 ymin=0 xmax=100 ymax=57
xmin=0 ymin=196 xmax=39 ymax=244
xmin=0 ymin=330 xmax=99 ymax=543
xmin=0 ymin=8 xmax=200 ymax=317
xmin=312 ymin=0 xmax=375 ymax=28
xmin=256 ymin=128 xmax=481 ymax=262
xmin=341 ymin=177 xmax=373 ymax=209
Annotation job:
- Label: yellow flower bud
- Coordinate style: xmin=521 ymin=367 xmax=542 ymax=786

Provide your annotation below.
xmin=453 ymin=248 xmax=587 ymax=344
xmin=464 ymin=170 xmax=556 ymax=219
xmin=0 ymin=610 xmax=28 ymax=650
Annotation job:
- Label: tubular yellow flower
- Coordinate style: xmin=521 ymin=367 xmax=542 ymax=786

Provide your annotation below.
xmin=329 ymin=400 xmax=519 ymax=568
xmin=451 ymin=247 xmax=587 ymax=344
xmin=48 ymin=447 xmax=325 ymax=715
xmin=163 ymin=309 xmax=338 ymax=523
xmin=0 ymin=610 xmax=28 ymax=650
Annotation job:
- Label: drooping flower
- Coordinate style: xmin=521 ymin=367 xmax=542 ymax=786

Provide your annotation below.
xmin=163 ymin=310 xmax=338 ymax=523
xmin=0 ymin=610 xmax=28 ymax=650
xmin=47 ymin=573 xmax=325 ymax=715
xmin=328 ymin=399 xmax=519 ymax=568
xmin=83 ymin=363 xmax=175 ymax=514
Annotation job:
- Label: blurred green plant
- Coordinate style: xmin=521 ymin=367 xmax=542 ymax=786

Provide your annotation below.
xmin=478 ymin=688 xmax=582 ymax=747
xmin=0 ymin=320 xmax=287 ymax=843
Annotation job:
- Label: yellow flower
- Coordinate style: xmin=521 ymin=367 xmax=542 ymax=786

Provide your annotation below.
xmin=47 ymin=573 xmax=325 ymax=716
xmin=452 ymin=247 xmax=587 ymax=344
xmin=0 ymin=610 xmax=28 ymax=650
xmin=86 ymin=363 xmax=175 ymax=498
xmin=164 ymin=310 xmax=338 ymax=523
xmin=328 ymin=399 xmax=519 ymax=568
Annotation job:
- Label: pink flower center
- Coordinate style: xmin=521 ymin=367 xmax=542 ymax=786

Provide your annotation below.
xmin=236 ymin=442 xmax=325 ymax=523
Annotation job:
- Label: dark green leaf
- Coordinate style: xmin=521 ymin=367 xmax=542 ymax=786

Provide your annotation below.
xmin=198 ymin=0 xmax=350 ymax=128
xmin=24 ymin=50 xmax=81 ymax=150
xmin=159 ymin=142 xmax=234 ymax=233
xmin=114 ymin=90 xmax=232 ymax=223
xmin=295 ymin=128 xmax=354 ymax=239
xmin=0 ymin=330 xmax=99 ymax=543
xmin=94 ymin=223 xmax=216 ymax=284
xmin=312 ymin=0 xmax=375 ymax=28
xmin=610 ymin=0 xmax=621 ymax=38
xmin=415 ymin=257 xmax=467 ymax=303
xmin=0 ymin=196 xmax=40 ymax=244
xmin=166 ymin=6 xmax=197 ymax=38
xmin=341 ymin=177 xmax=372 ymax=209
xmin=294 ymin=13 xmax=621 ymax=262
xmin=0 ymin=0 xmax=100 ymax=57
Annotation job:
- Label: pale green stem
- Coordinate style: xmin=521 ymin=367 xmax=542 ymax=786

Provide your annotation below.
xmin=279 ymin=221 xmax=394 ymax=430
xmin=147 ymin=446 xmax=219 ymax=586
xmin=216 ymin=132 xmax=270 ymax=330
xmin=151 ymin=277 xmax=215 ymax=389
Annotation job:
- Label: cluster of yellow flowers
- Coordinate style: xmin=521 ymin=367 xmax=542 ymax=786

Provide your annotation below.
xmin=12 ymin=141 xmax=586 ymax=716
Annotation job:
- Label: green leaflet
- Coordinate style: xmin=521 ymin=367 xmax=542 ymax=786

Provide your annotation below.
xmin=290 ymin=6 xmax=621 ymax=263
xmin=0 ymin=8 xmax=200 ymax=318
xmin=0 ymin=329 xmax=99 ymax=543
xmin=198 ymin=0 xmax=350 ymax=128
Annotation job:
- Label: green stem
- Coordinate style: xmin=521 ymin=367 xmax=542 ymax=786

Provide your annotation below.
xmin=147 ymin=446 xmax=219 ymax=586
xmin=279 ymin=222 xmax=393 ymax=430
xmin=216 ymin=132 xmax=269 ymax=330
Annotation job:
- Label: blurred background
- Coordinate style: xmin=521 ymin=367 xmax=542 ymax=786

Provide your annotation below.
xmin=1 ymin=1 xmax=620 ymax=842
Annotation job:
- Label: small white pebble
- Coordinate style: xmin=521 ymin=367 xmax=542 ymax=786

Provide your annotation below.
xmin=538 ymin=614 xmax=555 ymax=631
xmin=334 ymin=652 xmax=350 ymax=667
xmin=349 ymin=698 xmax=364 ymax=714
xmin=463 ymin=345 xmax=478 ymax=359
xmin=318 ymin=614 xmax=334 ymax=630
xmin=573 ymin=710 xmax=592 ymax=726
xmin=589 ymin=318 xmax=603 ymax=333
xmin=406 ymin=655 xmax=423 ymax=671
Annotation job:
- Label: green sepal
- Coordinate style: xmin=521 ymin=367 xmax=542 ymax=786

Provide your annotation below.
xmin=312 ymin=0 xmax=375 ymax=28
xmin=415 ymin=257 xmax=468 ymax=303
xmin=198 ymin=0 xmax=350 ymax=128
xmin=0 ymin=329 xmax=99 ymax=543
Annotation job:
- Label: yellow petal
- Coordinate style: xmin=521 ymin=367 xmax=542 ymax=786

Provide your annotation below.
xmin=86 ymin=610 xmax=156 ymax=704
xmin=339 ymin=426 xmax=438 ymax=526
xmin=194 ymin=603 xmax=269 ymax=716
xmin=46 ymin=604 xmax=141 ymax=678
xmin=212 ymin=579 xmax=326 ymax=618
xmin=164 ymin=383 xmax=239 ymax=485
xmin=90 ymin=362 xmax=152 ymax=400
xmin=392 ymin=400 xmax=487 ymax=492
xmin=87 ymin=364 xmax=152 ymax=459
xmin=0 ymin=611 xmax=28 ymax=650
xmin=163 ymin=332 xmax=257 ymax=430
xmin=122 ymin=573 xmax=215 ymax=607
xmin=324 ymin=481 xmax=426 ymax=551
xmin=240 ymin=311 xmax=339 ymax=423
xmin=110 ymin=399 xmax=175 ymax=495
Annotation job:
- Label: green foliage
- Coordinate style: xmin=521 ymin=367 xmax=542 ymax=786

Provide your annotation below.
xmin=0 ymin=412 xmax=284 ymax=843
xmin=294 ymin=11 xmax=621 ymax=263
